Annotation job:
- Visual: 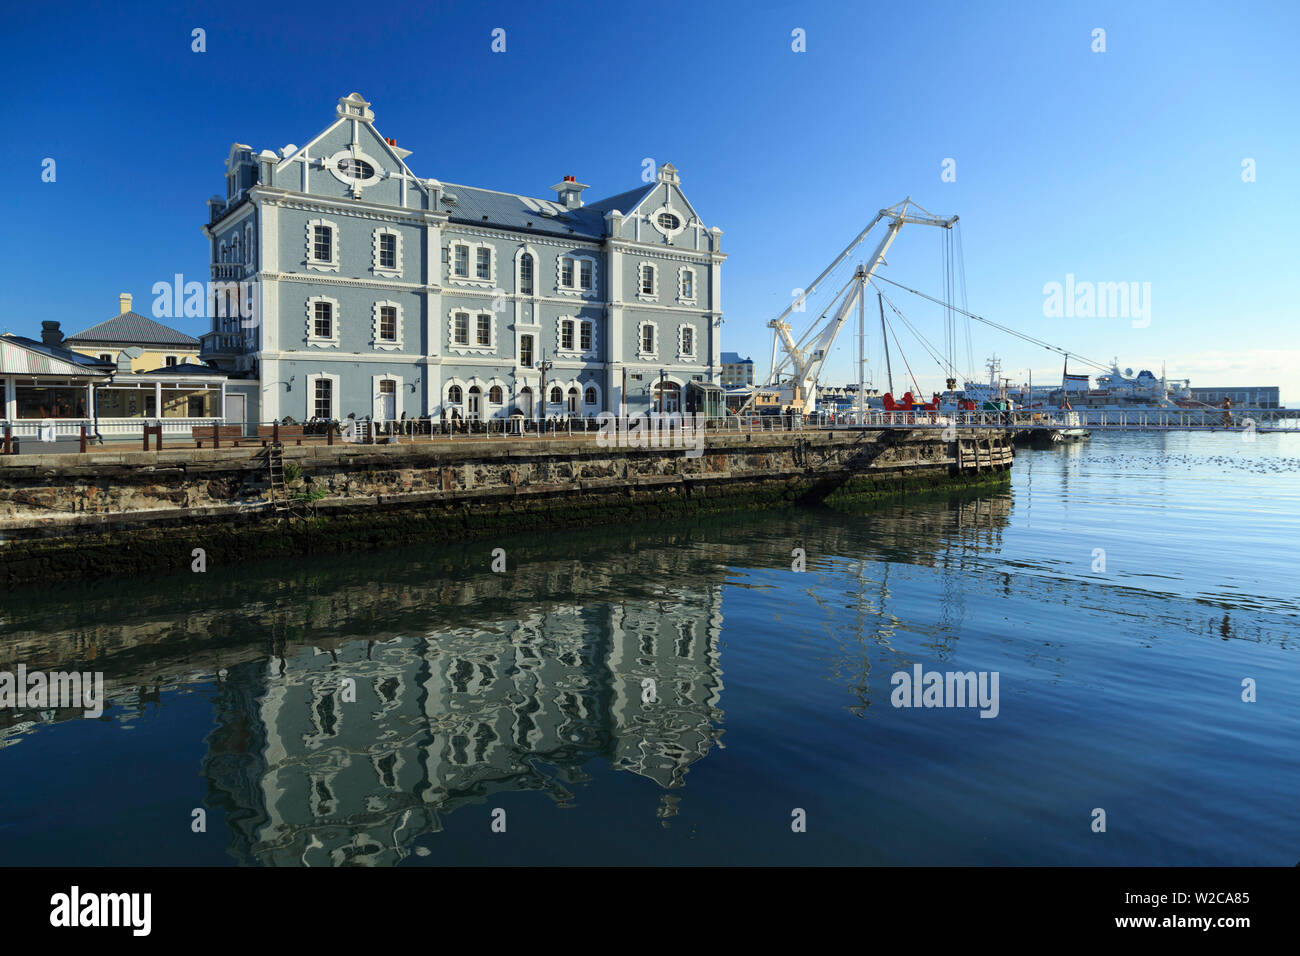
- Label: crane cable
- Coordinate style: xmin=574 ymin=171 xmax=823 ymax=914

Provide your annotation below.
xmin=871 ymin=273 xmax=1113 ymax=373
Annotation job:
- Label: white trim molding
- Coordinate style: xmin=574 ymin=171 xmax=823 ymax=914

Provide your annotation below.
xmin=677 ymin=321 xmax=699 ymax=361
xmin=372 ymin=227 xmax=404 ymax=278
xmin=636 ymin=261 xmax=659 ymax=302
xmin=306 ymin=372 xmax=341 ymax=420
xmin=636 ymin=318 xmax=659 ymax=360
xmin=447 ymin=307 xmax=497 ymax=356
xmin=556 ymin=252 xmax=598 ymax=296
xmin=554 ymin=314 xmax=598 ymax=359
xmin=371 ymin=299 xmax=404 ymax=351
xmin=514 ymin=244 xmax=540 ymax=296
xmin=677 ymin=265 xmax=698 ymax=305
xmin=306 ymin=217 xmax=340 ymax=272
xmin=649 ymin=203 xmax=688 ymax=240
xmin=447 ymin=239 xmax=496 ymax=288
xmin=325 ymin=146 xmax=384 ymax=198
xmin=305 ymin=295 xmax=341 ymax=348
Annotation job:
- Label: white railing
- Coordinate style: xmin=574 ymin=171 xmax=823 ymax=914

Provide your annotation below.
xmin=0 ymin=418 xmax=221 ymax=440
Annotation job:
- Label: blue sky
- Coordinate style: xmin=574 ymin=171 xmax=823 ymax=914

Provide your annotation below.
xmin=3 ymin=0 xmax=1297 ymax=401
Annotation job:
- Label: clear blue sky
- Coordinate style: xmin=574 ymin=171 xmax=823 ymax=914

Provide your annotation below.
xmin=4 ymin=0 xmax=1297 ymax=401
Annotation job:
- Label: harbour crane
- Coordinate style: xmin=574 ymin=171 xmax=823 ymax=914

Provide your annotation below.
xmin=747 ymin=198 xmax=957 ymax=416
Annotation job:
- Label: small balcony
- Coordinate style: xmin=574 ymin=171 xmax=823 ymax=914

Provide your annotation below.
xmin=200 ymin=331 xmax=249 ymax=362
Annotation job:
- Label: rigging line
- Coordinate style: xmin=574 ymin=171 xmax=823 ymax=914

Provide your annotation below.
xmin=871 ymin=273 xmax=1113 ymax=372
xmin=877 ymin=288 xmax=949 ymax=374
xmin=880 ymin=309 xmax=925 ymax=398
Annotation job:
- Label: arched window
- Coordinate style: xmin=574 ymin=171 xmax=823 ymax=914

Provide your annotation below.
xmin=448 ymin=385 xmax=463 ymax=404
xmin=488 ymin=385 xmax=503 ymax=404
xmin=232 ymin=233 xmax=241 ymax=262
xmin=519 ymin=253 xmax=534 ymax=295
xmin=549 ymin=385 xmax=562 ymax=404
xmin=584 ymin=386 xmax=597 ymax=406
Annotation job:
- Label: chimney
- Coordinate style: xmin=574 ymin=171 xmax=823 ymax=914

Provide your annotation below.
xmin=550 ymin=175 xmax=590 ymax=209
xmin=119 ymin=292 xmax=133 ymax=314
xmin=40 ymin=321 xmax=63 ymax=346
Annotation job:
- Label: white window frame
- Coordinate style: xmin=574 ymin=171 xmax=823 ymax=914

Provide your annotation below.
xmin=448 ymin=307 xmax=496 ymax=355
xmin=556 ymin=252 xmax=598 ymax=296
xmin=555 ymin=315 xmax=597 ymax=358
xmin=306 ymin=218 xmax=340 ymax=273
xmin=372 ymin=228 xmax=403 ymax=278
xmin=649 ymin=203 xmax=688 ymax=240
xmin=307 ymin=372 xmax=340 ymax=420
xmin=447 ymin=240 xmax=495 ymax=288
xmin=372 ymin=300 xmax=404 ymax=351
xmin=515 ymin=246 xmax=538 ymax=296
xmin=637 ymin=318 xmax=659 ymax=359
xmin=443 ymin=378 xmax=467 ymax=417
xmin=678 ymin=265 xmax=698 ymax=305
xmin=677 ymin=322 xmax=698 ymax=361
xmin=372 ymin=374 xmax=402 ymax=422
xmin=582 ymin=383 xmax=601 ymax=408
xmin=637 ymin=261 xmax=658 ymax=301
xmin=305 ymin=295 xmax=341 ymax=348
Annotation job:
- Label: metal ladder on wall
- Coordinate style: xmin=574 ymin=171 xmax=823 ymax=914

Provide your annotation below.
xmin=267 ymin=441 xmax=290 ymax=513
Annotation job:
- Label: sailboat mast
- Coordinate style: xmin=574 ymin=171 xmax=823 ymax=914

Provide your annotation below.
xmin=878 ymin=291 xmax=894 ymax=396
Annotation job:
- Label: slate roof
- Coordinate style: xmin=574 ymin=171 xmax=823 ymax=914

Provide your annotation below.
xmin=721 ymin=352 xmax=753 ymax=364
xmin=439 ymin=182 xmax=657 ymax=240
xmin=65 ymin=312 xmax=200 ymax=348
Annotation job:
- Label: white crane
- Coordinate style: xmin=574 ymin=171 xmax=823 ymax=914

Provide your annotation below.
xmin=749 ymin=198 xmax=958 ymax=415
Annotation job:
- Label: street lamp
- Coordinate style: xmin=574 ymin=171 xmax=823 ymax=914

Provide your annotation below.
xmin=538 ymin=353 xmax=554 ymax=434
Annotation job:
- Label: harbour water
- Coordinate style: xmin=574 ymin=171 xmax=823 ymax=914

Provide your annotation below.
xmin=1 ymin=430 xmax=1296 ymax=866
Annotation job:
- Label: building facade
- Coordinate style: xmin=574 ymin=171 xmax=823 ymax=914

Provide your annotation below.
xmin=201 ymin=93 xmax=726 ymax=425
xmin=719 ymin=352 xmax=754 ymax=387
xmin=1190 ymin=386 xmax=1281 ymax=409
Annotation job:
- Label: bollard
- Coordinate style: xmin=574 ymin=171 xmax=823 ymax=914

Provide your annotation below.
xmin=80 ymin=425 xmax=88 ymax=454
xmin=213 ymin=422 xmax=221 ymax=450
xmin=272 ymin=421 xmax=280 ymax=445
xmin=327 ymin=424 xmax=334 ymax=446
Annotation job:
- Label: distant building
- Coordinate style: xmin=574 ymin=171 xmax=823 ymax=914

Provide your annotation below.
xmin=720 ymin=352 xmax=754 ymax=386
xmin=1190 ymin=386 xmax=1281 ymax=409
xmin=64 ymin=294 xmax=201 ymax=371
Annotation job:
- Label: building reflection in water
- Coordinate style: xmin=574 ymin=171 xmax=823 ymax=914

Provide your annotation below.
xmin=203 ymin=592 xmax=725 ymax=866
xmin=0 ymin=491 xmax=1012 ymax=865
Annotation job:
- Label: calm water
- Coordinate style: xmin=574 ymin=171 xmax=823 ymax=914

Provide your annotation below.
xmin=1 ymin=431 xmax=1297 ymax=866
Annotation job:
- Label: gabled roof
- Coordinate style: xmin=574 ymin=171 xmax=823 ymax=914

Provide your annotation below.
xmin=65 ymin=312 xmax=200 ymax=349
xmin=0 ymin=335 xmax=112 ymax=377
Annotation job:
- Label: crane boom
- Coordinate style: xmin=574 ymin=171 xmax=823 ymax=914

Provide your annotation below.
xmin=746 ymin=198 xmax=957 ymax=414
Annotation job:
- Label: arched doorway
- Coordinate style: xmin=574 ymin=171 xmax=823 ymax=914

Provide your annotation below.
xmin=467 ymin=385 xmax=481 ymax=421
xmin=517 ymin=386 xmax=533 ymax=418
xmin=653 ymin=381 xmax=681 ymax=413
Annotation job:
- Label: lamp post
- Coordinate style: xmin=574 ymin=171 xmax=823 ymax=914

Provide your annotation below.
xmin=538 ymin=353 xmax=553 ymax=434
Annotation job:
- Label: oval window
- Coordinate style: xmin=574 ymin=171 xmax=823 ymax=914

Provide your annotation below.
xmin=657 ymin=212 xmax=680 ymax=230
xmin=338 ymin=158 xmax=375 ymax=180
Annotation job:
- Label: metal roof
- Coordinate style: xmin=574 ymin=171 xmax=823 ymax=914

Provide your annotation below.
xmin=0 ymin=335 xmax=111 ymax=377
xmin=137 ymin=362 xmax=227 ymax=378
xmin=440 ymin=182 xmax=657 ymax=241
xmin=65 ymin=312 xmax=200 ymax=348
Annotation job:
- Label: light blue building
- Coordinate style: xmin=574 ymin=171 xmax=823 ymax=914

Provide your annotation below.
xmin=201 ymin=93 xmax=726 ymax=427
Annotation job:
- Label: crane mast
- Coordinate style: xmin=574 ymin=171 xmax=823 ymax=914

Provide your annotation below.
xmin=747 ymin=198 xmax=957 ymax=415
